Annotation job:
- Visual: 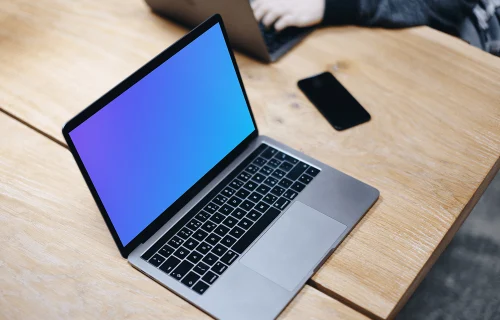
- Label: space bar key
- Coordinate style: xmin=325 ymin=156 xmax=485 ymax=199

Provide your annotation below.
xmin=232 ymin=207 xmax=281 ymax=255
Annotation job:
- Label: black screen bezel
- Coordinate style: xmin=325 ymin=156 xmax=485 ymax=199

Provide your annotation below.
xmin=62 ymin=15 xmax=258 ymax=258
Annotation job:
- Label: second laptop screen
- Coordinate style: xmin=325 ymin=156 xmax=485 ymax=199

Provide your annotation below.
xmin=69 ymin=23 xmax=255 ymax=246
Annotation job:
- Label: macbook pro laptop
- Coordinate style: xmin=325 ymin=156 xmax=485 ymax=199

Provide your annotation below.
xmin=63 ymin=15 xmax=379 ymax=320
xmin=145 ymin=0 xmax=314 ymax=62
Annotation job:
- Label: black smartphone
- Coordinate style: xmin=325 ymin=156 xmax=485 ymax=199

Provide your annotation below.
xmin=298 ymin=72 xmax=370 ymax=131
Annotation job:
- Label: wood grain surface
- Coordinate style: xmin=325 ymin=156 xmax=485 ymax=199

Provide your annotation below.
xmin=1 ymin=0 xmax=500 ymax=319
xmin=0 ymin=113 xmax=368 ymax=320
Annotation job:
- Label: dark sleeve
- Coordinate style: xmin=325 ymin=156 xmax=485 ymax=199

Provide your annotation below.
xmin=323 ymin=0 xmax=478 ymax=36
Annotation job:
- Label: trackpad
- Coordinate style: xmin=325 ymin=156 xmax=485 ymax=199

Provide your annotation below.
xmin=240 ymin=201 xmax=347 ymax=291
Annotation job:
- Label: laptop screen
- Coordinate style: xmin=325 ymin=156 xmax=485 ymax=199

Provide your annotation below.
xmin=69 ymin=23 xmax=255 ymax=246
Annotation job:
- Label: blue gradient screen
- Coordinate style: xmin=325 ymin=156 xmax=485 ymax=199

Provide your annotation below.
xmin=69 ymin=23 xmax=255 ymax=246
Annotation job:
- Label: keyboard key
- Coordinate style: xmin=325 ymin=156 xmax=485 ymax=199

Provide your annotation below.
xmin=246 ymin=164 xmax=259 ymax=174
xmin=209 ymin=212 xmax=225 ymax=224
xmin=193 ymin=281 xmax=210 ymax=295
xmin=227 ymin=197 xmax=243 ymax=208
xmin=233 ymin=207 xmax=281 ymax=255
xmin=219 ymin=204 xmax=234 ymax=215
xmin=270 ymin=186 xmax=286 ymax=196
xmin=202 ymin=271 xmax=219 ymax=284
xmin=240 ymin=199 xmax=255 ymax=211
xmin=212 ymin=194 xmax=228 ymax=206
xmin=220 ymin=250 xmax=239 ymax=265
xmin=267 ymin=158 xmax=281 ymax=168
xmin=149 ymin=254 xmax=165 ymax=267
xmin=286 ymin=162 xmax=309 ymax=180
xmin=202 ymin=253 xmax=218 ymax=266
xmin=254 ymin=143 xmax=269 ymax=154
xmin=181 ymin=271 xmax=200 ymax=288
xmin=192 ymin=229 xmax=208 ymax=242
xmin=230 ymin=179 xmax=244 ymax=190
xmin=205 ymin=234 xmax=221 ymax=246
xmin=184 ymin=238 xmax=199 ymax=250
xmin=235 ymin=188 xmax=250 ymax=199
xmin=260 ymin=165 xmax=273 ymax=175
xmin=168 ymin=236 xmax=184 ymax=249
xmin=222 ymin=186 xmax=236 ymax=198
xmin=187 ymin=219 xmax=202 ymax=231
xmin=253 ymin=157 xmax=267 ymax=166
xmin=238 ymin=172 xmax=252 ymax=182
xmin=177 ymin=228 xmax=193 ymax=239
xmin=237 ymin=217 xmax=253 ymax=230
xmin=279 ymin=161 xmax=294 ymax=171
xmin=196 ymin=242 xmax=213 ymax=254
xmin=214 ymin=225 xmax=230 ymax=237
xmin=173 ymin=247 xmax=189 ymax=259
xmin=201 ymin=221 xmax=217 ymax=233
xmin=299 ymin=174 xmax=313 ymax=185
xmin=306 ymin=167 xmax=320 ymax=177
xmin=263 ymin=193 xmax=278 ymax=205
xmin=186 ymin=251 xmax=203 ymax=264
xmin=278 ymin=178 xmax=293 ymax=188
xmin=194 ymin=262 xmax=210 ymax=275
xmin=290 ymin=181 xmax=306 ymax=192
xmin=141 ymin=232 xmax=170 ymax=260
xmin=212 ymin=243 xmax=228 ymax=256
xmin=159 ymin=256 xmax=180 ymax=274
xmin=271 ymin=169 xmax=286 ymax=179
xmin=159 ymin=245 xmax=175 ymax=258
xmin=243 ymin=181 xmax=258 ymax=191
xmin=222 ymin=216 xmax=238 ymax=228
xmin=248 ymin=192 xmax=263 ymax=203
xmin=195 ymin=211 xmax=210 ymax=223
xmin=264 ymin=177 xmax=279 ymax=187
xmin=204 ymin=203 xmax=219 ymax=214
xmin=251 ymin=173 xmax=266 ymax=184
xmin=231 ymin=208 xmax=247 ymax=219
xmin=221 ymin=235 xmax=237 ymax=247
xmin=256 ymin=184 xmax=271 ymax=194
xmin=211 ymin=262 xmax=228 ymax=275
xmin=273 ymin=197 xmax=291 ymax=210
xmin=261 ymin=146 xmax=278 ymax=159
xmin=170 ymin=260 xmax=194 ymax=281
xmin=283 ymin=189 xmax=298 ymax=200
xmin=275 ymin=152 xmax=299 ymax=164
xmin=246 ymin=209 xmax=262 ymax=221
xmin=255 ymin=201 xmax=270 ymax=213
xmin=229 ymin=226 xmax=245 ymax=238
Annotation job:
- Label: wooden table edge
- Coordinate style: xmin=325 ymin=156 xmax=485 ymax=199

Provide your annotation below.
xmin=386 ymin=155 xmax=500 ymax=319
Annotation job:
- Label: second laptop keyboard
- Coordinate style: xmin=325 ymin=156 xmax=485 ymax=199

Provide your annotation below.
xmin=141 ymin=143 xmax=320 ymax=295
xmin=259 ymin=23 xmax=312 ymax=54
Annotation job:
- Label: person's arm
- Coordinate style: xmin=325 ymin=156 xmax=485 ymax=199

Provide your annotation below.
xmin=324 ymin=0 xmax=478 ymax=35
xmin=252 ymin=0 xmax=477 ymax=36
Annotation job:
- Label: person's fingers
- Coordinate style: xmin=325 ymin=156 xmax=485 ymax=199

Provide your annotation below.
xmin=261 ymin=7 xmax=282 ymax=28
xmin=250 ymin=0 xmax=263 ymax=11
xmin=274 ymin=15 xmax=296 ymax=31
xmin=253 ymin=5 xmax=268 ymax=21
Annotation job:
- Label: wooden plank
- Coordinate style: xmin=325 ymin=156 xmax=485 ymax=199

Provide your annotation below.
xmin=1 ymin=0 xmax=500 ymax=318
xmin=0 ymin=113 xmax=368 ymax=320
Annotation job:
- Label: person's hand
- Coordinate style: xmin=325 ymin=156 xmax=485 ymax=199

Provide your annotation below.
xmin=251 ymin=0 xmax=325 ymax=31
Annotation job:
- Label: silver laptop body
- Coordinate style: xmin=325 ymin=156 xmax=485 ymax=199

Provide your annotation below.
xmin=145 ymin=0 xmax=313 ymax=62
xmin=63 ymin=16 xmax=379 ymax=320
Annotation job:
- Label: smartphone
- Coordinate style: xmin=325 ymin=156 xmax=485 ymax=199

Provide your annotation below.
xmin=298 ymin=72 xmax=370 ymax=131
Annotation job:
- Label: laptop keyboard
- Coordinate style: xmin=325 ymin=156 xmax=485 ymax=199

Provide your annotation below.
xmin=141 ymin=143 xmax=320 ymax=295
xmin=259 ymin=23 xmax=312 ymax=54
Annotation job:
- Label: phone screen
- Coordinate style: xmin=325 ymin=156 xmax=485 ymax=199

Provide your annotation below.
xmin=298 ymin=72 xmax=370 ymax=131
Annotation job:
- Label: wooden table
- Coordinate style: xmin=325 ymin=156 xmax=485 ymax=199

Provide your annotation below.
xmin=1 ymin=0 xmax=499 ymax=319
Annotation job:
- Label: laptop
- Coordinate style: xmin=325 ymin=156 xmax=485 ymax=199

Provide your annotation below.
xmin=145 ymin=0 xmax=314 ymax=62
xmin=63 ymin=15 xmax=379 ymax=320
